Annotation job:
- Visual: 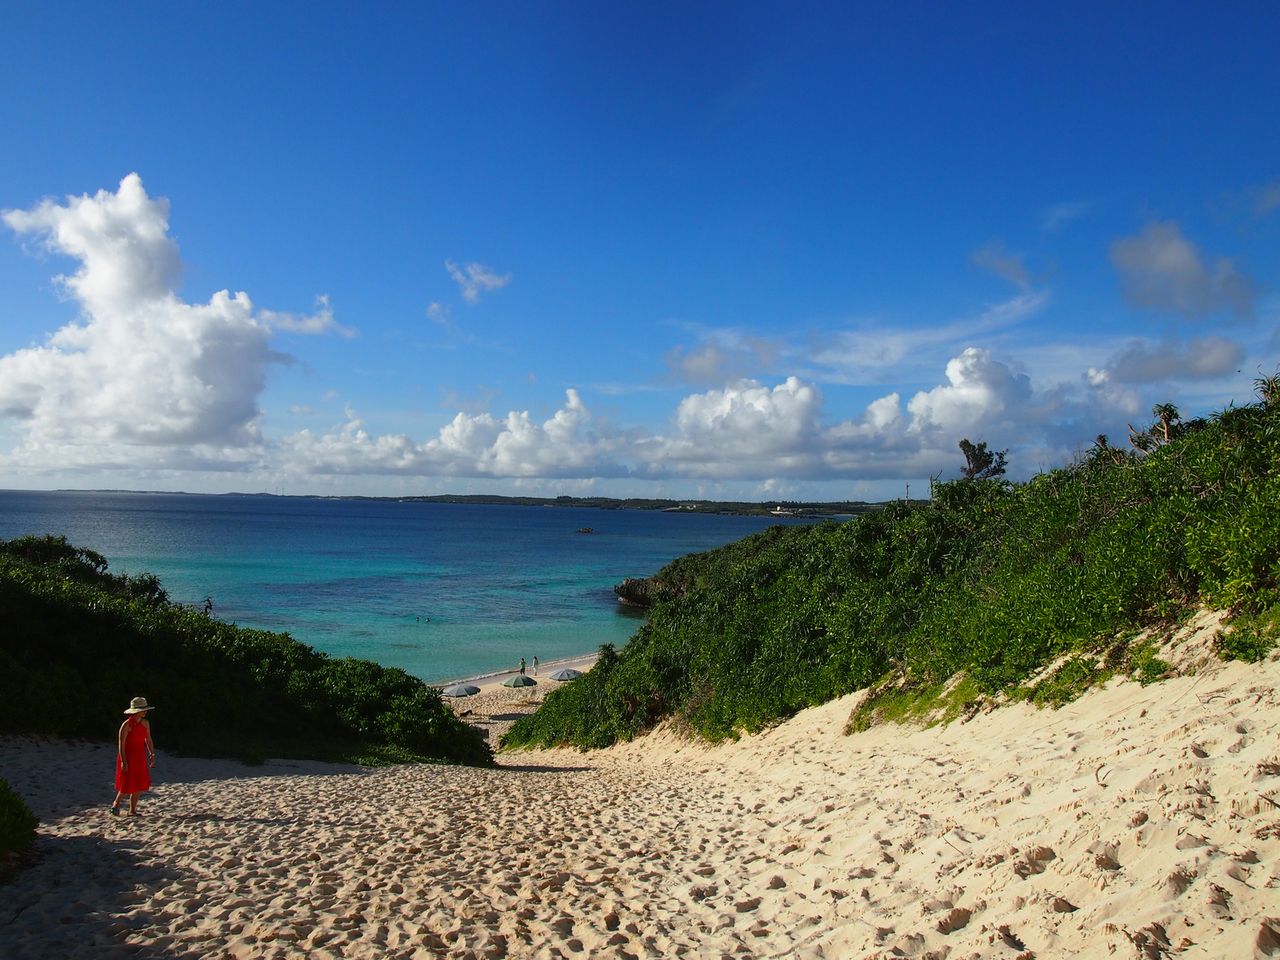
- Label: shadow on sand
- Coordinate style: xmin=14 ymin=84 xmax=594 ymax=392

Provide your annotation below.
xmin=2 ymin=833 xmax=187 ymax=960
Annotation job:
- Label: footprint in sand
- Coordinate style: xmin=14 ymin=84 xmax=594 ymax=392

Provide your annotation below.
xmin=1012 ymin=844 xmax=1056 ymax=879
xmin=936 ymin=906 xmax=973 ymax=933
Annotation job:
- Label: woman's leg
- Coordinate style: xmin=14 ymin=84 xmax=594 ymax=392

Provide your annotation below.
xmin=128 ymin=791 xmax=140 ymax=815
xmin=110 ymin=790 xmax=124 ymax=813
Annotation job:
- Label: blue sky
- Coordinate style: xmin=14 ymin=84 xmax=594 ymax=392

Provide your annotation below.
xmin=1 ymin=2 xmax=1277 ymax=500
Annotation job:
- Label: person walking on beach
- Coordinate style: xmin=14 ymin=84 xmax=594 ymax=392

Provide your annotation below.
xmin=519 ymin=657 xmax=526 ymax=676
xmin=533 ymin=655 xmax=539 ymax=675
xmin=110 ymin=697 xmax=155 ymax=817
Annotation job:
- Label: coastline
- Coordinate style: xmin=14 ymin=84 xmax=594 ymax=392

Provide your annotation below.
xmin=446 ymin=650 xmax=600 ymax=688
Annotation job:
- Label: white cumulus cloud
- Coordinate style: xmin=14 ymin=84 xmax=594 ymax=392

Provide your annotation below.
xmin=906 ymin=347 xmax=1032 ymax=439
xmin=0 ymin=174 xmax=343 ymax=470
xmin=282 ymin=389 xmax=628 ymax=479
xmin=643 ymin=377 xmax=826 ymax=478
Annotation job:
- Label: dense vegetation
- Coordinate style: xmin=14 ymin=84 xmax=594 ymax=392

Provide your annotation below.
xmin=505 ymin=381 xmax=1280 ymax=750
xmin=0 ymin=536 xmax=492 ymax=767
xmin=0 ymin=777 xmax=37 ymax=862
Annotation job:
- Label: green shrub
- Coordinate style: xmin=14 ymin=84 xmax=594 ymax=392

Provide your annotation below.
xmin=1216 ymin=604 xmax=1280 ymax=663
xmin=1024 ymin=656 xmax=1111 ymax=707
xmin=0 ymin=777 xmax=37 ymax=859
xmin=1128 ymin=640 xmax=1174 ymax=685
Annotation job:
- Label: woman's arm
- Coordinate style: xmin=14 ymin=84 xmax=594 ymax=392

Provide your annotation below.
xmin=117 ymin=720 xmax=129 ymax=768
xmin=144 ymin=720 xmax=155 ymax=765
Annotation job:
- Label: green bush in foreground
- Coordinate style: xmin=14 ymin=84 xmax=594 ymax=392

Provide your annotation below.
xmin=505 ymin=382 xmax=1280 ymax=751
xmin=0 ymin=537 xmax=492 ymax=767
xmin=0 ymin=777 xmax=37 ymax=859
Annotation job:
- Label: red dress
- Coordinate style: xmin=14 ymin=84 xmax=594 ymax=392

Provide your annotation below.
xmin=115 ymin=716 xmax=151 ymax=793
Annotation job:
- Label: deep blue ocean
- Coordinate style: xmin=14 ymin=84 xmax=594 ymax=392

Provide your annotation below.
xmin=0 ymin=490 xmax=811 ymax=684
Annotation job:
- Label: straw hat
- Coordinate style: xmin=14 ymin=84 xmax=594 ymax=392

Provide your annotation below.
xmin=123 ymin=696 xmax=153 ymax=715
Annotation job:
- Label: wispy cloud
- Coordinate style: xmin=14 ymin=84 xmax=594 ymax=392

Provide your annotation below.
xmin=437 ymin=384 xmax=500 ymax=414
xmin=1040 ymin=200 xmax=1093 ymax=232
xmin=971 ymin=239 xmax=1031 ymax=289
xmin=1254 ymin=180 xmax=1280 ymax=218
xmin=807 ymin=291 xmax=1048 ymax=384
xmin=663 ymin=328 xmax=780 ymax=386
xmin=445 ymin=259 xmax=511 ymax=303
xmin=262 ymin=295 xmax=355 ymax=337
xmin=1110 ymin=220 xmax=1256 ymax=318
xmin=1093 ymin=335 xmax=1245 ymax=384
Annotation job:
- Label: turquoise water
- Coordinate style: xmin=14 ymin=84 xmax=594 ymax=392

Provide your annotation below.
xmin=0 ymin=490 xmax=811 ymax=684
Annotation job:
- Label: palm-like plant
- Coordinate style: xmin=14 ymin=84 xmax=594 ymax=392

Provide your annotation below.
xmin=1152 ymin=403 xmax=1181 ymax=443
xmin=1129 ymin=402 xmax=1184 ymax=453
xmin=1255 ymin=372 xmax=1280 ymax=407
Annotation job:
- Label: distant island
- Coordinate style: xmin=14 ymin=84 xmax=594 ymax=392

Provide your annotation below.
xmin=391 ymin=494 xmax=893 ymax=517
xmin=57 ymin=489 xmax=900 ymax=518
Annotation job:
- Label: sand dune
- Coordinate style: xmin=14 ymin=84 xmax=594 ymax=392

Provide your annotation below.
xmin=2 ymin=613 xmax=1278 ymax=959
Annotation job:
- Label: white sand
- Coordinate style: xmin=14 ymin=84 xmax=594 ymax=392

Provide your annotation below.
xmin=2 ymin=611 xmax=1278 ymax=959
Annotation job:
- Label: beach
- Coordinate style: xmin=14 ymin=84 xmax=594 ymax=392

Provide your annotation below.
xmin=442 ymin=653 xmax=600 ymax=745
xmin=2 ymin=612 xmax=1278 ymax=959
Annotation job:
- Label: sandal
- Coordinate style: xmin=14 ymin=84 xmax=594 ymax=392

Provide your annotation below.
xmin=108 ymin=804 xmax=120 ymax=816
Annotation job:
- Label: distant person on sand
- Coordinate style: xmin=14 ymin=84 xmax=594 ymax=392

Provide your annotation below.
xmin=533 ymin=655 xmax=539 ymax=675
xmin=519 ymin=657 xmax=526 ymax=675
xmin=110 ymin=697 xmax=155 ymax=817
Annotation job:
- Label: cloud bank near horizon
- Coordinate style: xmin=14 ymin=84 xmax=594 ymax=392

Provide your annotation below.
xmin=0 ymin=175 xmax=1268 ymax=496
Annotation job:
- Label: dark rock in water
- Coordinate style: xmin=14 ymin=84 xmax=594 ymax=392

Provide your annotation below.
xmin=614 ymin=577 xmax=659 ymax=607
xmin=576 ymin=527 xmax=594 ymax=534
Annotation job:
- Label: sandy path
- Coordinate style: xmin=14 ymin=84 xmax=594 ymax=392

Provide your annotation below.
xmin=2 ymin=613 xmax=1278 ymax=959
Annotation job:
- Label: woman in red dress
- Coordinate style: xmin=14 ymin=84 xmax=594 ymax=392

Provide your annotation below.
xmin=110 ymin=696 xmax=155 ymax=816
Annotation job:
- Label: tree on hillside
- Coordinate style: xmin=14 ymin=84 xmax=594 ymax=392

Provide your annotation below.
xmin=958 ymin=438 xmax=1008 ymax=480
xmin=1127 ymin=402 xmax=1196 ymax=453
xmin=1152 ymin=403 xmax=1180 ymax=444
xmin=1090 ymin=434 xmax=1126 ymax=466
